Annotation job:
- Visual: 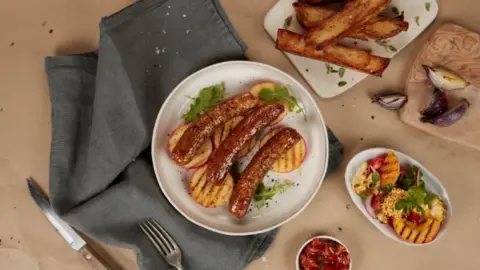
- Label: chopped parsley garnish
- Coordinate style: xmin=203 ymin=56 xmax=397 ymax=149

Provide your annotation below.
xmin=258 ymin=85 xmax=306 ymax=120
xmin=182 ymin=83 xmax=225 ymax=122
xmin=338 ymin=81 xmax=347 ymax=87
xmin=375 ymin=40 xmax=397 ymax=52
xmin=339 ymin=67 xmax=346 ymax=78
xmin=425 ymin=2 xmax=431 ymax=11
xmin=415 ymin=16 xmax=420 ymax=26
xmin=379 ymin=183 xmax=395 ymax=194
xmin=284 ymin=15 xmax=292 ymax=28
xmin=395 ymin=185 xmax=427 ymax=216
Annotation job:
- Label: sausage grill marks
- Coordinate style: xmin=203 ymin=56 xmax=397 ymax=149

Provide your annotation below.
xmin=205 ymin=103 xmax=286 ymax=185
xmin=171 ymin=93 xmax=260 ymax=166
xmin=229 ymin=127 xmax=301 ymax=219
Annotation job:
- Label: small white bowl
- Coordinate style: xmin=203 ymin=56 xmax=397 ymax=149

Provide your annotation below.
xmin=296 ymin=235 xmax=352 ymax=270
xmin=344 ymin=147 xmax=453 ymax=246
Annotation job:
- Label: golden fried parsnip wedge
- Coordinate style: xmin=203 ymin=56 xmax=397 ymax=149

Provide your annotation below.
xmin=305 ymin=0 xmax=390 ymax=48
xmin=276 ymin=29 xmax=390 ymax=76
xmin=294 ymin=3 xmax=409 ymax=40
xmin=190 ymin=165 xmax=234 ymax=208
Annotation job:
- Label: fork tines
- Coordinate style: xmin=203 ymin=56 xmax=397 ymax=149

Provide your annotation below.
xmin=139 ymin=219 xmax=179 ymax=256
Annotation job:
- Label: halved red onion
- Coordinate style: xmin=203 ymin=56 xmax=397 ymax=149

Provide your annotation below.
xmin=364 ymin=194 xmax=376 ymax=218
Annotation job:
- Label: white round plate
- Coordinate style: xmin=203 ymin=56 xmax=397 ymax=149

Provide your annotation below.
xmin=151 ymin=61 xmax=328 ymax=235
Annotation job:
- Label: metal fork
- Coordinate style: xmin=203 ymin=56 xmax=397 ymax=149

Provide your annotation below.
xmin=139 ymin=219 xmax=184 ymax=270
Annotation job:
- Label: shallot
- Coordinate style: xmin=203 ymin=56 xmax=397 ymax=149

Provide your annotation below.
xmin=371 ymin=93 xmax=408 ymax=110
xmin=424 ymin=65 xmax=469 ymax=91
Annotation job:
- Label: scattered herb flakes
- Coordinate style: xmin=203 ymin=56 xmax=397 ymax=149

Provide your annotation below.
xmin=415 ymin=16 xmax=420 ymax=26
xmin=339 ymin=67 xmax=346 ymax=78
xmin=345 ymin=204 xmax=350 ymax=210
xmin=375 ymin=40 xmax=397 ymax=52
xmin=338 ymin=81 xmax=347 ymax=87
xmin=392 ymin=6 xmax=400 ymax=15
xmin=49 ymin=29 xmax=53 ymax=34
xmin=388 ymin=45 xmax=398 ymax=52
xmin=182 ymin=83 xmax=225 ymax=122
xmin=425 ymin=2 xmax=431 ymax=11
xmin=341 ymin=104 xmax=345 ymax=107
xmin=284 ymin=15 xmax=293 ymax=28
xmin=325 ymin=63 xmax=339 ymax=74
xmin=258 ymin=85 xmax=306 ymax=120
xmin=338 ymin=227 xmax=343 ymax=231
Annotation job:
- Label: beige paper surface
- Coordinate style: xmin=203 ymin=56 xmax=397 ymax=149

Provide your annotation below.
xmin=0 ymin=0 xmax=479 ymax=269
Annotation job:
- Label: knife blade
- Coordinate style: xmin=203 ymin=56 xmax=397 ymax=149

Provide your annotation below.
xmin=27 ymin=177 xmax=112 ymax=269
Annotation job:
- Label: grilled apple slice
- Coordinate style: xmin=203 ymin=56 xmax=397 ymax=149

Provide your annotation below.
xmin=424 ymin=220 xmax=441 ymax=243
xmin=190 ymin=165 xmax=234 ymax=208
xmin=250 ymin=82 xmax=289 ymax=125
xmin=393 ymin=218 xmax=440 ymax=244
xmin=212 ymin=116 xmax=256 ymax=157
xmin=259 ymin=127 xmax=307 ymax=173
xmin=168 ymin=124 xmax=213 ymax=169
xmin=379 ymin=151 xmax=400 ymax=186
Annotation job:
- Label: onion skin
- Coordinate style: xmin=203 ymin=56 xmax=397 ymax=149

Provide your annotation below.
xmin=420 ymin=89 xmax=449 ymax=121
xmin=371 ymin=93 xmax=408 ymax=111
xmin=424 ymin=65 xmax=469 ymax=91
xmin=424 ymin=99 xmax=470 ymax=127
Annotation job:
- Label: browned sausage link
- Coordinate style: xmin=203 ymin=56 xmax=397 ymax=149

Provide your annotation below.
xmin=229 ymin=127 xmax=301 ymax=219
xmin=171 ymin=93 xmax=260 ymax=166
xmin=206 ymin=104 xmax=285 ymax=185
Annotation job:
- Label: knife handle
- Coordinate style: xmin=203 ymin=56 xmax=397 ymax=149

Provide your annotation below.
xmin=79 ymin=244 xmax=112 ymax=270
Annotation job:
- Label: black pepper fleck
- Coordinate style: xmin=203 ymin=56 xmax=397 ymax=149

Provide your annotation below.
xmin=360 ymin=137 xmax=364 ymax=141
xmin=153 ymin=64 xmax=160 ymax=68
xmin=345 ymin=204 xmax=350 ymax=210
xmin=338 ymin=227 xmax=342 ymax=231
xmin=305 ymin=69 xmax=309 ymax=72
xmin=49 ymin=29 xmax=53 ymax=34
xmin=10 ymin=237 xmax=13 ymax=240
xmin=17 ymin=240 xmax=20 ymax=244
xmin=10 ymin=42 xmax=14 ymax=46
xmin=371 ymin=115 xmax=375 ymax=120
xmin=341 ymin=104 xmax=344 ymax=107
xmin=13 ymin=206 xmax=16 ymax=209
xmin=0 ymin=108 xmax=3 ymax=112
xmin=353 ymin=41 xmax=358 ymax=45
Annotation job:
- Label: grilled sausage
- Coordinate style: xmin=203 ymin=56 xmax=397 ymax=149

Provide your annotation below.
xmin=229 ymin=127 xmax=301 ymax=219
xmin=171 ymin=93 xmax=260 ymax=166
xmin=205 ymin=104 xmax=285 ymax=185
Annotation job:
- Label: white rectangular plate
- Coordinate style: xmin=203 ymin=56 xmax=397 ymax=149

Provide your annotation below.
xmin=264 ymin=0 xmax=439 ymax=98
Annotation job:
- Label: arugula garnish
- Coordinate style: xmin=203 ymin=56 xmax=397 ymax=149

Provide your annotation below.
xmin=397 ymin=165 xmax=418 ymax=190
xmin=258 ymin=85 xmax=307 ymax=120
xmin=254 ymin=182 xmax=293 ymax=209
xmin=182 ymin=83 xmax=225 ymax=122
xmin=395 ymin=185 xmax=427 ymax=216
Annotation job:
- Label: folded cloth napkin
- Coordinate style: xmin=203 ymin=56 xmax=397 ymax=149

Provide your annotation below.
xmin=46 ymin=0 xmax=344 ymax=269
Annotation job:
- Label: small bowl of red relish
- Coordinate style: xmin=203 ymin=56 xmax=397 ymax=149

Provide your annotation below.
xmin=296 ymin=236 xmax=352 ymax=270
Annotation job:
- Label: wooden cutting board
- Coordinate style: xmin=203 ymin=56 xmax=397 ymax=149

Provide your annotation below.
xmin=400 ymin=23 xmax=480 ymax=151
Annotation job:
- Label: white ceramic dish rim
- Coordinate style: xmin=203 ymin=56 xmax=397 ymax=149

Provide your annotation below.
xmin=344 ymin=147 xmax=453 ymax=246
xmin=151 ymin=60 xmax=329 ymax=236
xmin=295 ymin=235 xmax=353 ymax=270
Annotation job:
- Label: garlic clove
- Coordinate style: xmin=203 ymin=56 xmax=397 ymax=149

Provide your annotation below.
xmin=424 ymin=65 xmax=469 ymax=91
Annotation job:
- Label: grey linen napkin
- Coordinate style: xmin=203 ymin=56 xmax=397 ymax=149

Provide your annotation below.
xmin=45 ymin=0 xmax=344 ymax=269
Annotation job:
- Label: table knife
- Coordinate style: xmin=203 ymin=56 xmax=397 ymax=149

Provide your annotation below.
xmin=27 ymin=177 xmax=112 ymax=270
